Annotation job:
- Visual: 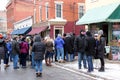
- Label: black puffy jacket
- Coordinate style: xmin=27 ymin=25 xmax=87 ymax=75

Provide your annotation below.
xmin=32 ymin=35 xmax=45 ymax=60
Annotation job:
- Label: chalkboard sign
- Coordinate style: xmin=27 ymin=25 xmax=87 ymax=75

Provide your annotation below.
xmin=110 ymin=46 xmax=120 ymax=54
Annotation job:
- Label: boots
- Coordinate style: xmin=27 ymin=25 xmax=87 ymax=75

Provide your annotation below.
xmin=36 ymin=73 xmax=42 ymax=77
xmin=4 ymin=64 xmax=10 ymax=69
xmin=45 ymin=59 xmax=49 ymax=66
xmin=98 ymin=66 xmax=105 ymax=72
xmin=48 ymin=58 xmax=52 ymax=66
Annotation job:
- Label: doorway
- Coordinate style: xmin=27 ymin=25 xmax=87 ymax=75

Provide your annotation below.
xmin=55 ymin=29 xmax=62 ymax=38
xmin=101 ymin=24 xmax=108 ymax=45
xmin=54 ymin=26 xmax=64 ymax=39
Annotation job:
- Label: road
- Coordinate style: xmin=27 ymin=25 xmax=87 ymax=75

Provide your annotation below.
xmin=0 ymin=62 xmax=95 ymax=80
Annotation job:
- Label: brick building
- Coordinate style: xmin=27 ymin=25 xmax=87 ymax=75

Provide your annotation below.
xmin=6 ymin=0 xmax=34 ymax=34
xmin=6 ymin=0 xmax=85 ymax=38
xmin=30 ymin=0 xmax=85 ymax=38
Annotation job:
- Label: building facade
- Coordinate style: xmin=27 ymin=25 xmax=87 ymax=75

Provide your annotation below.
xmin=6 ymin=0 xmax=85 ymax=39
xmin=6 ymin=0 xmax=34 ymax=35
xmin=86 ymin=0 xmax=120 ymax=10
xmin=77 ymin=0 xmax=120 ymax=44
xmin=0 ymin=11 xmax=7 ymax=34
xmin=32 ymin=0 xmax=85 ymax=39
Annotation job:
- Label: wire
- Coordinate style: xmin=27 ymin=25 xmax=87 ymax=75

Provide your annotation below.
xmin=14 ymin=0 xmax=84 ymax=15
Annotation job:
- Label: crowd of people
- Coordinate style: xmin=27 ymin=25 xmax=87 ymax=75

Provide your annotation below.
xmin=0 ymin=29 xmax=106 ymax=77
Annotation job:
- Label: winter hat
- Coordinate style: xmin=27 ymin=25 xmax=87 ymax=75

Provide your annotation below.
xmin=98 ymin=30 xmax=103 ymax=35
xmin=57 ymin=34 xmax=61 ymax=37
xmin=86 ymin=31 xmax=92 ymax=36
xmin=0 ymin=34 xmax=3 ymax=39
xmin=94 ymin=33 xmax=98 ymax=37
xmin=80 ymin=29 xmax=85 ymax=33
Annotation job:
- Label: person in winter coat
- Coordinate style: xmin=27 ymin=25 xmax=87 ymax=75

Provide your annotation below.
xmin=64 ymin=33 xmax=74 ymax=62
xmin=85 ymin=31 xmax=96 ymax=72
xmin=11 ymin=37 xmax=20 ymax=69
xmin=19 ymin=37 xmax=29 ymax=68
xmin=74 ymin=30 xmax=87 ymax=69
xmin=45 ymin=36 xmax=54 ymax=66
xmin=32 ymin=35 xmax=45 ymax=77
xmin=4 ymin=39 xmax=12 ymax=69
xmin=97 ymin=30 xmax=106 ymax=72
xmin=54 ymin=34 xmax=65 ymax=63
xmin=0 ymin=37 xmax=6 ymax=68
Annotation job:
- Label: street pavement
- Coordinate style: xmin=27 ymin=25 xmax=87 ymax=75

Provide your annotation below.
xmin=55 ymin=58 xmax=120 ymax=80
xmin=0 ymin=60 xmax=95 ymax=80
xmin=0 ymin=59 xmax=120 ymax=80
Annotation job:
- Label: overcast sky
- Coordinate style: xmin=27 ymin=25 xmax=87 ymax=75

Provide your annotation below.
xmin=0 ymin=0 xmax=9 ymax=10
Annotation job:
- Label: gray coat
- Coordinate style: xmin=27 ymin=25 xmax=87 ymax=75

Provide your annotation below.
xmin=11 ymin=40 xmax=20 ymax=55
xmin=32 ymin=35 xmax=45 ymax=60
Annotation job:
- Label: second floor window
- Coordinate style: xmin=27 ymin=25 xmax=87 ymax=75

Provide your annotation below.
xmin=78 ymin=5 xmax=84 ymax=18
xmin=45 ymin=4 xmax=49 ymax=20
xmin=39 ymin=6 xmax=42 ymax=21
xmin=56 ymin=4 xmax=62 ymax=18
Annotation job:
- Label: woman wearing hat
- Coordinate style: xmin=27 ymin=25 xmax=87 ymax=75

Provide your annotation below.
xmin=97 ymin=30 xmax=106 ymax=72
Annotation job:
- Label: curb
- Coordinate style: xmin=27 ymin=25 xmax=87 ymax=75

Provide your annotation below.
xmin=54 ymin=62 xmax=109 ymax=80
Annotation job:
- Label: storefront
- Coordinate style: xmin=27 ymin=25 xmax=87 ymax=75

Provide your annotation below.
xmin=76 ymin=3 xmax=120 ymax=60
xmin=76 ymin=3 xmax=120 ymax=44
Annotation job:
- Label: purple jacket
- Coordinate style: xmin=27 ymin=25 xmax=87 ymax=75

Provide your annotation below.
xmin=20 ymin=41 xmax=28 ymax=54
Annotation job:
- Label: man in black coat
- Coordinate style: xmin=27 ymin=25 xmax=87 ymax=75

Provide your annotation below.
xmin=74 ymin=30 xmax=87 ymax=69
xmin=85 ymin=31 xmax=96 ymax=72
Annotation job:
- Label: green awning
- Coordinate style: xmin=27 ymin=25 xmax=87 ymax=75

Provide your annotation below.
xmin=76 ymin=3 xmax=120 ymax=25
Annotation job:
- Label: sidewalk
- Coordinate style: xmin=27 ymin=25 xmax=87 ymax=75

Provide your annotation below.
xmin=55 ymin=59 xmax=120 ymax=80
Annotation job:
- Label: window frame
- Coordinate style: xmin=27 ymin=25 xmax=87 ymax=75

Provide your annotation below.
xmin=55 ymin=1 xmax=63 ymax=18
xmin=78 ymin=3 xmax=85 ymax=19
xmin=45 ymin=2 xmax=49 ymax=20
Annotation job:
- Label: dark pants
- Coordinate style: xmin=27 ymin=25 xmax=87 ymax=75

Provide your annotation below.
xmin=20 ymin=53 xmax=28 ymax=67
xmin=0 ymin=54 xmax=4 ymax=64
xmin=87 ymin=55 xmax=93 ymax=72
xmin=4 ymin=53 xmax=10 ymax=64
xmin=100 ymin=57 xmax=104 ymax=67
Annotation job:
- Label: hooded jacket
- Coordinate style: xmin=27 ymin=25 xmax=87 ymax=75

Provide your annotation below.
xmin=54 ymin=36 xmax=65 ymax=49
xmin=32 ymin=35 xmax=45 ymax=60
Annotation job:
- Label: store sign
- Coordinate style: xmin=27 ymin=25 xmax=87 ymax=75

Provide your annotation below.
xmin=110 ymin=46 xmax=119 ymax=54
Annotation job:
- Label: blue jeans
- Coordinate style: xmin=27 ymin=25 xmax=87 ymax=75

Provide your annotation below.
xmin=87 ymin=55 xmax=93 ymax=72
xmin=12 ymin=54 xmax=19 ymax=68
xmin=35 ymin=60 xmax=42 ymax=73
xmin=31 ymin=52 xmax=35 ymax=68
xmin=66 ymin=52 xmax=74 ymax=62
xmin=78 ymin=52 xmax=87 ymax=69
xmin=56 ymin=48 xmax=64 ymax=61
